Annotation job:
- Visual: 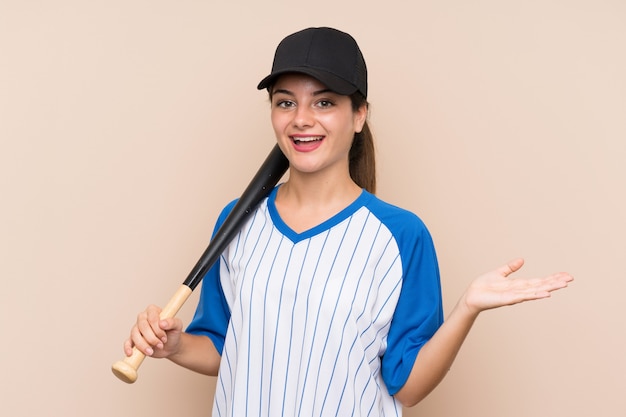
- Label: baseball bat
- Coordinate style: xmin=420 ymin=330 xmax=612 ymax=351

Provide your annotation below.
xmin=111 ymin=144 xmax=289 ymax=383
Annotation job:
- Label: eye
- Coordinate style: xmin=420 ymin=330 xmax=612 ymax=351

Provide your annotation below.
xmin=275 ymin=99 xmax=295 ymax=109
xmin=316 ymin=99 xmax=334 ymax=109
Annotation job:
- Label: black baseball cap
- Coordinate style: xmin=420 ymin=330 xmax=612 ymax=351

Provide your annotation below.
xmin=257 ymin=27 xmax=368 ymax=98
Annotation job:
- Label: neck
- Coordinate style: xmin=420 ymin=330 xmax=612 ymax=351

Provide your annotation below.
xmin=274 ymin=171 xmax=362 ymax=234
xmin=278 ymin=171 xmax=361 ymax=207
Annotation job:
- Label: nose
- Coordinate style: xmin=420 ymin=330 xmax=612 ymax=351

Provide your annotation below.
xmin=293 ymin=105 xmax=314 ymax=129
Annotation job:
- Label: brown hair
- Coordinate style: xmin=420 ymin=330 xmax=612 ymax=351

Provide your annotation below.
xmin=349 ymin=92 xmax=376 ymax=194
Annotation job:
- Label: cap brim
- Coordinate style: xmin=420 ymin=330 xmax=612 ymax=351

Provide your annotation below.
xmin=257 ymin=67 xmax=358 ymax=96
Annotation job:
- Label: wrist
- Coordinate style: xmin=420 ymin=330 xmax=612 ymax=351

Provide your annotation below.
xmin=456 ymin=292 xmax=482 ymax=321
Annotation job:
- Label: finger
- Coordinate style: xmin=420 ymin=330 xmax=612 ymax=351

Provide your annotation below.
xmin=537 ymin=272 xmax=574 ymax=292
xmin=160 ymin=317 xmax=183 ymax=331
xmin=134 ymin=307 xmax=167 ymax=350
xmin=123 ymin=338 xmax=134 ymax=357
xmin=500 ymin=258 xmax=525 ymax=277
xmin=556 ymin=271 xmax=574 ymax=283
xmin=136 ymin=317 xmax=165 ymax=349
xmin=130 ymin=325 xmax=157 ymax=356
xmin=156 ymin=318 xmax=180 ymax=344
xmin=513 ymin=272 xmax=573 ymax=300
xmin=145 ymin=306 xmax=168 ymax=343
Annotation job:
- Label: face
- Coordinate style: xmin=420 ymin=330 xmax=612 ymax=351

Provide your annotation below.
xmin=270 ymin=73 xmax=367 ymax=180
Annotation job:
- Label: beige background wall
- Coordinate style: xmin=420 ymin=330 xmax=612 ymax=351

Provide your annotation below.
xmin=1 ymin=1 xmax=624 ymax=416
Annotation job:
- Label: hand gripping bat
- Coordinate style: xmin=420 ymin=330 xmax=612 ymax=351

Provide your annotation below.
xmin=111 ymin=144 xmax=288 ymax=383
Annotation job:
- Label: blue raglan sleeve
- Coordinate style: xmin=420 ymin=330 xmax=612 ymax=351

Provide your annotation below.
xmin=381 ymin=213 xmax=444 ymax=395
xmin=185 ymin=199 xmax=238 ymax=354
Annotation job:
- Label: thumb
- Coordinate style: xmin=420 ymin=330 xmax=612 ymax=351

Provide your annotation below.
xmin=500 ymin=258 xmax=525 ymax=277
xmin=159 ymin=317 xmax=182 ymax=332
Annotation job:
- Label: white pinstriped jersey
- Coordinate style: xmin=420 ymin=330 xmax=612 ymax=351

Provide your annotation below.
xmin=187 ymin=187 xmax=443 ymax=417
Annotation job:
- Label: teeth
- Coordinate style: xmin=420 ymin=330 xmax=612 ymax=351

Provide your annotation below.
xmin=293 ymin=136 xmax=323 ymax=142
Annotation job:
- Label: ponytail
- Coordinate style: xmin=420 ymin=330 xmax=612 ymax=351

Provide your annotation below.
xmin=349 ymin=93 xmax=376 ymax=194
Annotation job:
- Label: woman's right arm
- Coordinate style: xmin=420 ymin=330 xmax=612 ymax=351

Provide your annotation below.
xmin=124 ymin=304 xmax=221 ymax=376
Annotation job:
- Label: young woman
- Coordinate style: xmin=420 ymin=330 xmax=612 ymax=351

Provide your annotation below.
xmin=124 ymin=27 xmax=573 ymax=416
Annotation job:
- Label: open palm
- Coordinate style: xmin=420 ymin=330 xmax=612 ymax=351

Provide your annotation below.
xmin=463 ymin=258 xmax=574 ymax=314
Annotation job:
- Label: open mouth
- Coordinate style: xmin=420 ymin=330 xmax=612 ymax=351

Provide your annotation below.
xmin=291 ymin=136 xmax=324 ymax=144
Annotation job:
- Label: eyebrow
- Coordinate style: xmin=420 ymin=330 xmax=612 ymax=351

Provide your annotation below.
xmin=271 ymin=88 xmax=335 ymax=97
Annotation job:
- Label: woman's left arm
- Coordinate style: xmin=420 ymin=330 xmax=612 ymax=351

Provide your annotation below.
xmin=394 ymin=258 xmax=573 ymax=407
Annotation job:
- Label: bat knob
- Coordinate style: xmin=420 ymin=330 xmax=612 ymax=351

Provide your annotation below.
xmin=112 ymin=349 xmax=145 ymax=384
xmin=112 ymin=359 xmax=138 ymax=383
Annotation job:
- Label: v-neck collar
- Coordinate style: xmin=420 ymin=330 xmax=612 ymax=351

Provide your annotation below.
xmin=266 ymin=185 xmax=373 ymax=244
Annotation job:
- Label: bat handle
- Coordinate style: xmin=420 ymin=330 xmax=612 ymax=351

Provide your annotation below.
xmin=111 ymin=284 xmax=193 ymax=383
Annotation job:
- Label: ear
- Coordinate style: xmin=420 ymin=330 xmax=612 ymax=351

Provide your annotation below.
xmin=354 ymin=103 xmax=368 ymax=133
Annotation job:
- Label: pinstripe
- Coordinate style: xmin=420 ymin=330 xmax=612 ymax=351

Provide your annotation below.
xmin=319 ymin=214 xmax=369 ymax=415
xmin=216 ymin=207 xmax=267 ymax=417
xmin=258 ymin=233 xmax=286 ymax=414
xmin=326 ymin=213 xmax=381 ymax=416
xmin=295 ymin=226 xmax=342 ymax=416
xmin=265 ymin=242 xmax=292 ymax=416
xmin=299 ymin=216 xmax=352 ymax=417
xmin=243 ymin=216 xmax=273 ymax=416
xmin=198 ymin=189 xmax=441 ymax=417
xmin=293 ymin=230 xmax=331 ymax=415
xmin=278 ymin=239 xmax=311 ymax=416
